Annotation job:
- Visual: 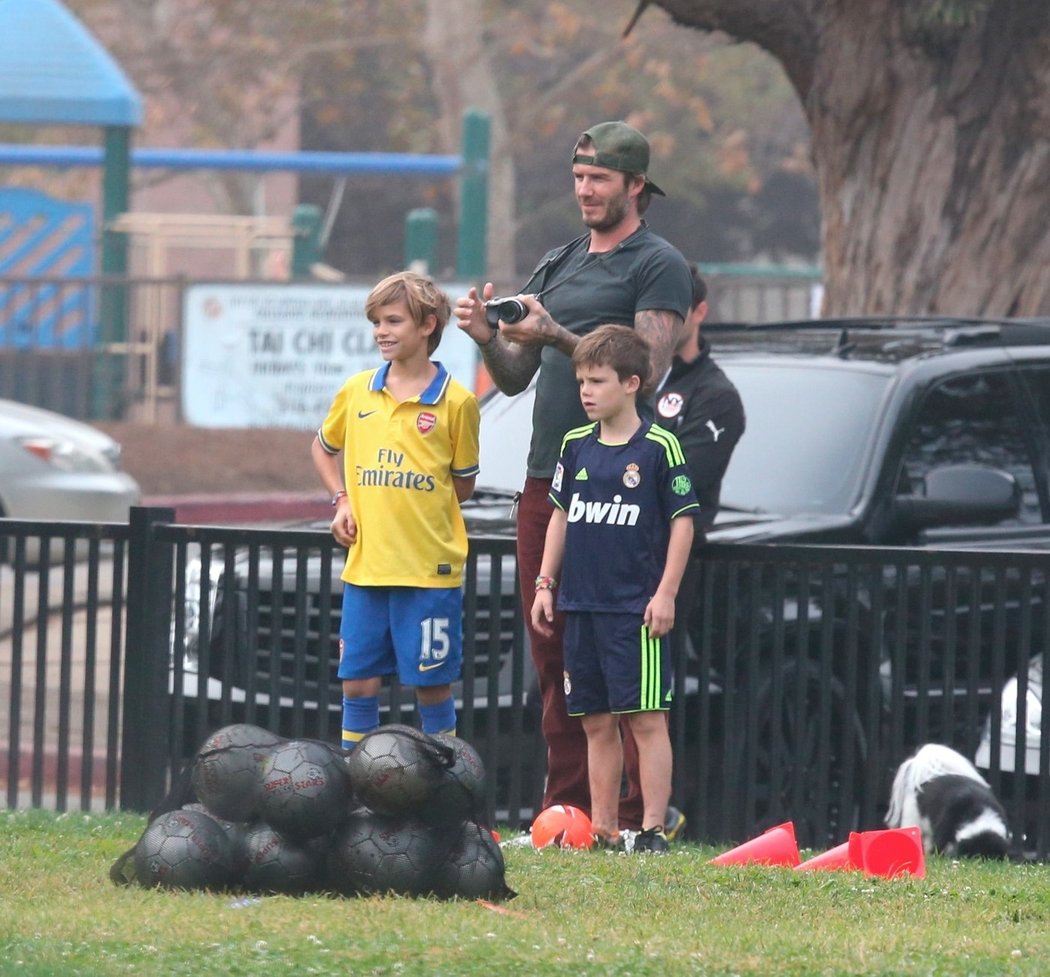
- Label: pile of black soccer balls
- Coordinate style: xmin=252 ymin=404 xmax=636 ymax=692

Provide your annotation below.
xmin=110 ymin=723 xmax=514 ymax=901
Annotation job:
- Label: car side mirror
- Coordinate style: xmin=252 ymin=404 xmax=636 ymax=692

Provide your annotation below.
xmin=893 ymin=464 xmax=1021 ymax=531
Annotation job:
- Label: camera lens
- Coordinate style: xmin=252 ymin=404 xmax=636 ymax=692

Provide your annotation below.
xmin=495 ymin=299 xmax=528 ymax=324
xmin=485 ymin=297 xmax=528 ymax=328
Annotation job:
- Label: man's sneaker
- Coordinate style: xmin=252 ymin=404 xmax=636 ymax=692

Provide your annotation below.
xmin=633 ymin=826 xmax=669 ymax=854
xmin=664 ymin=805 xmax=687 ymax=843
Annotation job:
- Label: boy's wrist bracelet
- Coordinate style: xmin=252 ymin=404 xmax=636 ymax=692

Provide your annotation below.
xmin=331 ymin=489 xmax=347 ymax=506
xmin=534 ymin=575 xmax=557 ymax=591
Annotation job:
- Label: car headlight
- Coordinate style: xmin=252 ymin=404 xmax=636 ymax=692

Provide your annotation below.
xmin=998 ymin=677 xmax=1043 ymax=742
xmin=16 ymin=436 xmax=116 ymax=473
xmin=171 ymin=555 xmax=221 ymax=673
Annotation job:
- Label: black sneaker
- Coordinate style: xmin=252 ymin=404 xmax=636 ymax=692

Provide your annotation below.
xmin=633 ymin=826 xmax=669 ymax=854
xmin=664 ymin=806 xmax=686 ymax=843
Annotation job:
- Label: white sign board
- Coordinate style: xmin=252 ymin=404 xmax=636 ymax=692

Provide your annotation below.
xmin=182 ymin=282 xmax=479 ymax=429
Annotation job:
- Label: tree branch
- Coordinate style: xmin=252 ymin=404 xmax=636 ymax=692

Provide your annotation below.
xmin=651 ymin=0 xmax=820 ymax=98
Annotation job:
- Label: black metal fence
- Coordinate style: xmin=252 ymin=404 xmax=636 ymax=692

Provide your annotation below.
xmin=2 ymin=510 xmax=1048 ymax=856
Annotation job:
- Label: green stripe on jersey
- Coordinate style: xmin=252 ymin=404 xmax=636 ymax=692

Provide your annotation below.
xmin=645 ymin=423 xmax=687 ymax=467
xmin=559 ymin=421 xmax=598 ymax=452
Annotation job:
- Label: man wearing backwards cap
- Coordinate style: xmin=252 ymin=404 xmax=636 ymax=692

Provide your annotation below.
xmin=455 ymin=121 xmax=692 ymax=839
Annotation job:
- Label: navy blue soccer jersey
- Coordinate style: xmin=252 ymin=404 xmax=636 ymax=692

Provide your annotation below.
xmin=549 ymin=419 xmax=699 ymax=614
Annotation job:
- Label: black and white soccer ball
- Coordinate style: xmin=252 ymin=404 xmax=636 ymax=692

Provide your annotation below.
xmin=424 ymin=734 xmax=488 ymax=828
xmin=431 ymin=821 xmax=514 ymax=901
xmin=886 ymin=743 xmax=1010 ymax=857
xmin=326 ymin=808 xmax=440 ymax=897
xmin=240 ymin=821 xmax=324 ymax=895
xmin=191 ymin=723 xmax=283 ymax=823
xmin=133 ymin=808 xmax=237 ymax=891
xmin=345 ymin=725 xmax=452 ymax=819
xmin=257 ymin=738 xmax=354 ymax=840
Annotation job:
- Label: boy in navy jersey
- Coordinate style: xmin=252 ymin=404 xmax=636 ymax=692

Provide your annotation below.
xmin=531 ymin=325 xmax=698 ymax=852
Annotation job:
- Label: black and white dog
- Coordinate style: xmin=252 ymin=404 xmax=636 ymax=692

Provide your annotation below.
xmin=885 ymin=743 xmax=1010 ymax=858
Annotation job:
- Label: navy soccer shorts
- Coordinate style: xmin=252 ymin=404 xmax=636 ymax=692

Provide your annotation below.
xmin=562 ymin=611 xmax=672 ymax=716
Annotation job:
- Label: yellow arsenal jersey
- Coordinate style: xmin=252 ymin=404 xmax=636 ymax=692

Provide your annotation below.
xmin=317 ymin=362 xmax=480 ymax=587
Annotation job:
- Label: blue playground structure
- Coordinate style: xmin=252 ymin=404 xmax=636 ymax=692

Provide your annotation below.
xmin=0 ymin=0 xmax=489 ymax=417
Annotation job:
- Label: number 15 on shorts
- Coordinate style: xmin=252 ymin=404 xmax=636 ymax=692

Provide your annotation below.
xmin=412 ymin=588 xmax=463 ymax=679
xmin=419 ymin=617 xmax=450 ymax=670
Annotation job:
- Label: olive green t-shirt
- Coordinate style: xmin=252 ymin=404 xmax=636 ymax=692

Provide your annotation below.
xmin=521 ymin=223 xmax=692 ymax=478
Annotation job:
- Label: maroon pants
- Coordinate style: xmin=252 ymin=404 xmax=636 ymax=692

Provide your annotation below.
xmin=517 ymin=476 xmax=644 ymax=830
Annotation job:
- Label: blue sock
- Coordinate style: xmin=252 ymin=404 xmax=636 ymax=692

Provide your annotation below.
xmin=342 ymin=695 xmax=379 ymax=751
xmin=418 ymin=696 xmax=456 ymax=737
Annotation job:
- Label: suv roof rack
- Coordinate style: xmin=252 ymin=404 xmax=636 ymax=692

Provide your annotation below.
xmin=707 ymin=316 xmax=1050 ymax=349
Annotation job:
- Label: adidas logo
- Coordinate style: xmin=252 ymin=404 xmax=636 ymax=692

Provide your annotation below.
xmin=576 ymin=467 xmax=589 ymax=481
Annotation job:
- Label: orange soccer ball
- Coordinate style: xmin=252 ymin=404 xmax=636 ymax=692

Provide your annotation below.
xmin=530 ymin=804 xmax=594 ymax=850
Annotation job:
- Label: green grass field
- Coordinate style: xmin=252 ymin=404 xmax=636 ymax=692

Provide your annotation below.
xmin=2 ymin=809 xmax=1049 ymax=977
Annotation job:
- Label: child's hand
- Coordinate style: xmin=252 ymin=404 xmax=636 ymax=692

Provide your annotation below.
xmin=643 ymin=592 xmax=675 ymax=638
xmin=531 ymin=589 xmax=555 ymax=637
xmin=330 ymin=505 xmax=357 ymax=548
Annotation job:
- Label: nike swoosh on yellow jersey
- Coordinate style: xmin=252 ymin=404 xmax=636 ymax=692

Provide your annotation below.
xmin=357 ymin=409 xmax=378 ymax=419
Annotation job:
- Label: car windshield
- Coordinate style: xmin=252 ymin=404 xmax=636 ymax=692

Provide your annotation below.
xmin=718 ymin=363 xmax=891 ymax=516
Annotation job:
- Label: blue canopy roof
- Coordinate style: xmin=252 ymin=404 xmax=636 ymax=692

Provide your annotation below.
xmin=0 ymin=0 xmax=142 ymax=127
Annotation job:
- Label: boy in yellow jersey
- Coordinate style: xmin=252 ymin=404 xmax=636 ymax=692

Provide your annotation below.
xmin=311 ymin=271 xmax=481 ymax=750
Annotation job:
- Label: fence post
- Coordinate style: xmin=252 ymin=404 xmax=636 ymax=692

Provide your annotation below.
xmin=94 ymin=125 xmax=133 ymax=419
xmin=120 ymin=505 xmax=175 ymax=811
xmin=456 ymin=108 xmax=490 ymax=279
xmin=405 ymin=207 xmax=438 ymax=274
xmin=291 ymin=203 xmax=323 ymax=278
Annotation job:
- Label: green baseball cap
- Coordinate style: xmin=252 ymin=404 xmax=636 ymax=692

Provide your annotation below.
xmin=572 ymin=120 xmax=666 ymax=197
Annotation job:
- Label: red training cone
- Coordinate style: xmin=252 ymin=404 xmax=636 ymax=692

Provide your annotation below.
xmin=794 ymin=839 xmax=857 ymax=872
xmin=848 ymin=826 xmax=926 ymax=879
xmin=710 ymin=821 xmax=801 ymax=867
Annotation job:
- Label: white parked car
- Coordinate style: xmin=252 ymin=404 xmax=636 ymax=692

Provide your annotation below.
xmin=0 ymin=398 xmax=141 ymax=523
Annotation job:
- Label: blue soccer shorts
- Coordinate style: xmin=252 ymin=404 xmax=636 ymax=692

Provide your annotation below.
xmin=337 ymin=583 xmax=463 ymax=687
xmin=562 ymin=611 xmax=672 ymax=716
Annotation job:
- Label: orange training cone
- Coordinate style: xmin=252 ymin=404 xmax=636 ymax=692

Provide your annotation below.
xmin=794 ymin=839 xmax=856 ymax=872
xmin=848 ymin=826 xmax=926 ymax=879
xmin=710 ymin=821 xmax=801 ymax=867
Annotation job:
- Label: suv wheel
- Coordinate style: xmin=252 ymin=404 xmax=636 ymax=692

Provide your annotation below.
xmin=732 ymin=661 xmax=868 ymax=848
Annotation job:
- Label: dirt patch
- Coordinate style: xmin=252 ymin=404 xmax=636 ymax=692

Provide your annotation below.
xmin=95 ymin=423 xmax=321 ymax=496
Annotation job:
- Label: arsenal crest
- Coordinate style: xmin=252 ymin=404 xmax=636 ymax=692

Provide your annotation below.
xmin=416 ymin=411 xmax=437 ymax=434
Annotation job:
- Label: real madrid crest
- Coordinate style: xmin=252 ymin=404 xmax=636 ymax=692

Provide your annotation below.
xmin=657 ymin=391 xmax=684 ymax=419
xmin=623 ymin=462 xmax=641 ymax=489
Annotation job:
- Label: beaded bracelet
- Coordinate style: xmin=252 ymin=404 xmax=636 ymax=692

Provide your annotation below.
xmin=534 ymin=575 xmax=558 ymax=591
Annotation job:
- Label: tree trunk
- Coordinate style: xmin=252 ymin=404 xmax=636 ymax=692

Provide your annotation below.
xmin=654 ymin=0 xmax=1050 ymax=316
xmin=423 ymin=0 xmax=516 ymax=284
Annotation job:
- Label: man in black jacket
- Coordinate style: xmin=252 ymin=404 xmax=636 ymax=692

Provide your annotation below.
xmin=654 ymin=266 xmax=745 ymax=839
xmin=655 ymin=267 xmax=745 ymax=541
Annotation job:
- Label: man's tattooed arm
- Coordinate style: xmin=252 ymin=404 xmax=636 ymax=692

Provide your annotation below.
xmin=634 ymin=308 xmax=684 ymax=398
xmin=478 ymin=332 xmax=544 ymax=396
